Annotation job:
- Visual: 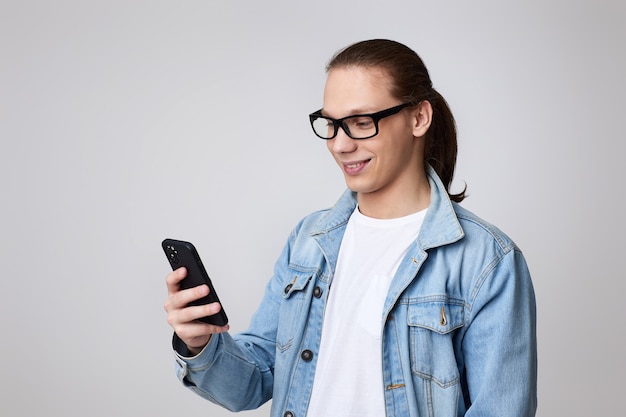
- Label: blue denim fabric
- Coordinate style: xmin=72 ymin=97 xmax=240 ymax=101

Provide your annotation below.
xmin=173 ymin=166 xmax=537 ymax=417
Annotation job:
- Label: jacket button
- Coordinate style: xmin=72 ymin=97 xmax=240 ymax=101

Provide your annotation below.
xmin=301 ymin=349 xmax=314 ymax=361
xmin=313 ymin=286 xmax=323 ymax=298
xmin=284 ymin=284 xmax=293 ymax=294
xmin=284 ymin=412 xmax=294 ymax=417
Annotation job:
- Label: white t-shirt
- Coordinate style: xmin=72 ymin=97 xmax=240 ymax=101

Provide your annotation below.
xmin=306 ymin=206 xmax=427 ymax=417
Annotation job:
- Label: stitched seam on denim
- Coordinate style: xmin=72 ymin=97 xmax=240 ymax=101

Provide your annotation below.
xmin=469 ymin=249 xmax=507 ymax=304
xmin=277 ymin=338 xmax=293 ymax=353
xmin=287 ymin=263 xmax=321 ymax=274
xmin=399 ymin=296 xmax=468 ymax=311
xmin=425 ymin=377 xmax=434 ymax=417
xmin=388 ymin=311 xmax=411 ymax=414
xmin=413 ymin=370 xmax=460 ymax=389
xmin=455 ymin=212 xmax=514 ymax=253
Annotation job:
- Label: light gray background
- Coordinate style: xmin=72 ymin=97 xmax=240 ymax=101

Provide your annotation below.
xmin=1 ymin=1 xmax=624 ymax=416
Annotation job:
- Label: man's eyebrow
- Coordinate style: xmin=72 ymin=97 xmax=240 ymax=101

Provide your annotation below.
xmin=321 ymin=107 xmax=374 ymax=118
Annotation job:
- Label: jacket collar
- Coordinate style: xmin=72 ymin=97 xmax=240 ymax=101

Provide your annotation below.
xmin=311 ymin=165 xmax=464 ymax=250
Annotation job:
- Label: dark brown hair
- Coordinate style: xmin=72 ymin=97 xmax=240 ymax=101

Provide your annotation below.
xmin=327 ymin=39 xmax=466 ymax=202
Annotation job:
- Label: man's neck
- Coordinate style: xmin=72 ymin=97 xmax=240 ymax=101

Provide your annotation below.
xmin=357 ymin=176 xmax=431 ymax=219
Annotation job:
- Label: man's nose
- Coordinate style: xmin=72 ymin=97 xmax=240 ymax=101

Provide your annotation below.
xmin=328 ymin=125 xmax=357 ymax=153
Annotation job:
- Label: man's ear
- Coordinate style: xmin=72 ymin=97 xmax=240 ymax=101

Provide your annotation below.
xmin=412 ymin=100 xmax=433 ymax=138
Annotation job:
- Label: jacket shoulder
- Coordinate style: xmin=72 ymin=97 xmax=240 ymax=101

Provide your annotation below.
xmin=292 ymin=207 xmax=331 ymax=235
xmin=291 ymin=189 xmax=356 ymax=238
xmin=452 ymin=202 xmax=519 ymax=254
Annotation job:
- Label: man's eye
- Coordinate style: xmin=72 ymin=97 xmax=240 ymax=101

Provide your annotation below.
xmin=351 ymin=117 xmax=374 ymax=129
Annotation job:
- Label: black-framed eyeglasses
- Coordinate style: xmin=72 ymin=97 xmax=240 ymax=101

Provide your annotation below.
xmin=308 ymin=102 xmax=416 ymax=140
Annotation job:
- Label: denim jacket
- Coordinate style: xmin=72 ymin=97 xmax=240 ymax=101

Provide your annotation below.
xmin=173 ymin=166 xmax=537 ymax=417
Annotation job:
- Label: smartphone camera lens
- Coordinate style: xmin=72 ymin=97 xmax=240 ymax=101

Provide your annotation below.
xmin=167 ymin=245 xmax=180 ymax=264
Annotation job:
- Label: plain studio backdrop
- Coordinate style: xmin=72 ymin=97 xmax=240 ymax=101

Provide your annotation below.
xmin=1 ymin=1 xmax=624 ymax=416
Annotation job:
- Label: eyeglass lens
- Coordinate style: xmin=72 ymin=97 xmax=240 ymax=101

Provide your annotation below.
xmin=311 ymin=115 xmax=377 ymax=139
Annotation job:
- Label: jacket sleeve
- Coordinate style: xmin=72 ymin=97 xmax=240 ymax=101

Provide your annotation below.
xmin=171 ymin=228 xmax=300 ymax=412
xmin=463 ymin=248 xmax=537 ymax=417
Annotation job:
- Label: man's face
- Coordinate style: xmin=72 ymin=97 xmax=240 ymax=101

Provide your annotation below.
xmin=322 ymin=66 xmax=423 ymax=201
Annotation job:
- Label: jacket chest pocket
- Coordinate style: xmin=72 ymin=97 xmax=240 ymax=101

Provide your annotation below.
xmin=276 ymin=273 xmax=313 ymax=353
xmin=407 ymin=300 xmax=464 ymax=388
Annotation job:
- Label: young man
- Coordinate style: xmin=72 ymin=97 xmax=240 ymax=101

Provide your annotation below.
xmin=164 ymin=39 xmax=537 ymax=417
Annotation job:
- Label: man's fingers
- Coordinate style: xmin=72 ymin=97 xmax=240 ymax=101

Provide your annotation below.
xmin=165 ymin=267 xmax=188 ymax=293
xmin=179 ymin=301 xmax=222 ymax=323
xmin=164 ymin=283 xmax=210 ymax=314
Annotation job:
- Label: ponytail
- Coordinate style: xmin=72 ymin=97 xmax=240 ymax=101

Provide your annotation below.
xmin=425 ymin=89 xmax=466 ymax=202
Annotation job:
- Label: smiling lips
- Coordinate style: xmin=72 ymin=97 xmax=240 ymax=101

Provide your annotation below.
xmin=342 ymin=159 xmax=371 ymax=175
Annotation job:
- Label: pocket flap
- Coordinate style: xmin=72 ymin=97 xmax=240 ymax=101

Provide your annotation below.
xmin=281 ymin=274 xmax=312 ymax=299
xmin=408 ymin=301 xmax=464 ymax=334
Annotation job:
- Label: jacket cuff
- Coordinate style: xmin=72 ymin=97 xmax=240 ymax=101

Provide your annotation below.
xmin=172 ymin=332 xmax=220 ymax=384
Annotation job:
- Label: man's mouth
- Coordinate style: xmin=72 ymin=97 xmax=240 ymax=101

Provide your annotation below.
xmin=342 ymin=159 xmax=370 ymax=174
xmin=346 ymin=161 xmax=364 ymax=169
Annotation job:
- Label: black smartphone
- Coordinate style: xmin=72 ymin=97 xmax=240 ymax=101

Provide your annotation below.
xmin=162 ymin=238 xmax=228 ymax=326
